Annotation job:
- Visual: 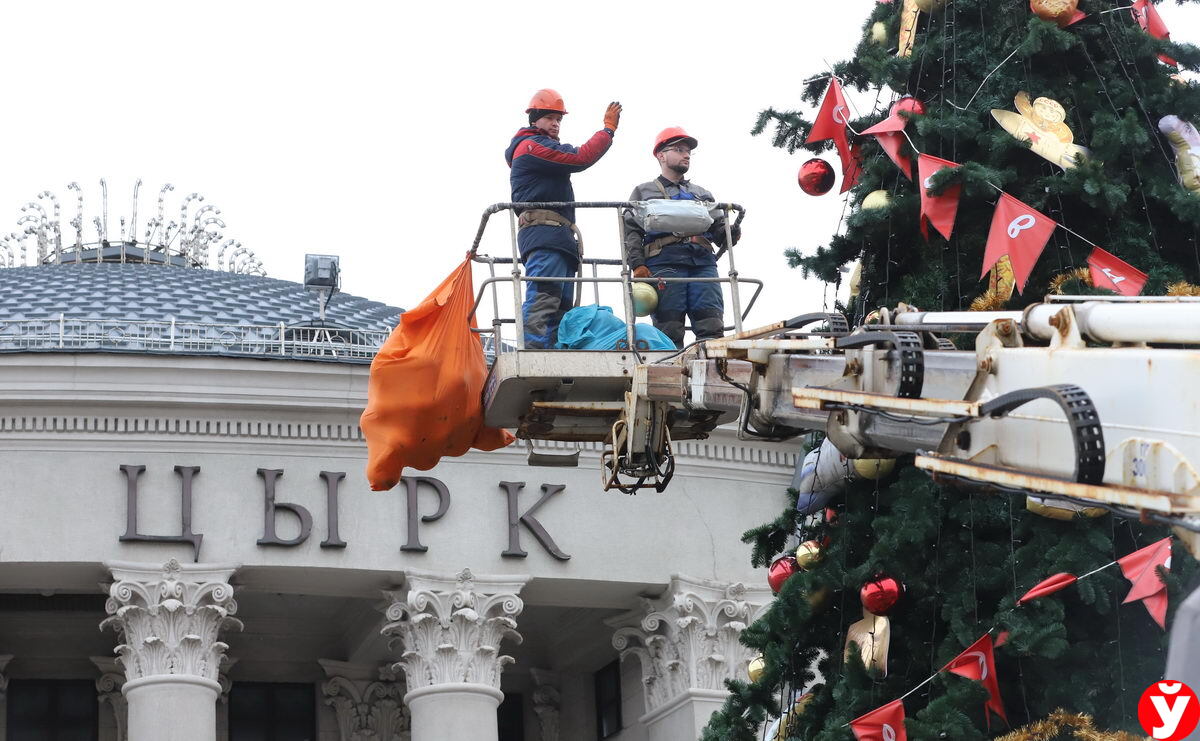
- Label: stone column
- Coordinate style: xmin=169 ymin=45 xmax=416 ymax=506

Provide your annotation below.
xmin=318 ymin=659 xmax=411 ymax=740
xmin=0 ymin=654 xmax=12 ymax=741
xmin=530 ymin=668 xmax=561 ymax=741
xmin=382 ymin=568 xmax=529 ymax=741
xmin=610 ymin=575 xmax=770 ymax=741
xmin=102 ymin=559 xmax=241 ymax=741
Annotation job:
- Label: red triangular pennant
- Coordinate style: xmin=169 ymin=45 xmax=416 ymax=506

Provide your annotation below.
xmin=808 ymin=78 xmax=858 ymax=192
xmin=1017 ymin=572 xmax=1079 ymax=605
xmin=1087 ymin=247 xmax=1148 ymax=296
xmin=862 ymin=101 xmax=923 ymax=181
xmin=842 ymin=141 xmax=865 ymax=194
xmin=807 ymin=77 xmax=851 ymax=147
xmin=1132 ymin=0 xmax=1179 ymax=66
xmin=943 ymin=633 xmax=1007 ymax=727
xmin=981 ymin=193 xmax=1057 ymax=293
xmin=917 ymin=155 xmax=962 ymax=241
xmin=850 ymin=699 xmax=907 ymax=741
xmin=1119 ymin=537 xmax=1171 ymax=629
xmin=876 ymin=133 xmax=914 ymax=180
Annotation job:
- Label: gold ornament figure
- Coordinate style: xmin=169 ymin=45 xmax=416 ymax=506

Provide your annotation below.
xmin=991 ymin=92 xmax=1090 ymax=169
xmin=1159 ymin=115 xmax=1200 ymax=196
xmin=970 ymin=255 xmax=1016 ymax=311
xmin=844 ymin=607 xmax=891 ymax=675
xmin=849 ymin=261 xmax=863 ymax=298
xmin=899 ymin=0 xmax=946 ymax=56
xmin=772 ymin=694 xmax=814 ymax=741
xmin=898 ymin=0 xmax=921 ymax=57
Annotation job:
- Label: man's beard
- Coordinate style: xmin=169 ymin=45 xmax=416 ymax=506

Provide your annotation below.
xmin=668 ymin=162 xmax=689 ymax=175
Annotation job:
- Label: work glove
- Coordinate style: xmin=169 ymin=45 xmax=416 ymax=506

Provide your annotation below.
xmin=604 ymin=102 xmax=622 ymax=132
xmin=633 ymin=265 xmax=651 ymax=278
xmin=716 ymin=223 xmax=742 ymax=246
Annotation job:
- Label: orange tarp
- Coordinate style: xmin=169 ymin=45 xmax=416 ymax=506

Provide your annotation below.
xmin=361 ymin=258 xmax=514 ymax=490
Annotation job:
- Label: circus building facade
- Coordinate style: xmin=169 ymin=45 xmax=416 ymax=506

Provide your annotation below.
xmin=0 ymin=182 xmax=790 ymax=741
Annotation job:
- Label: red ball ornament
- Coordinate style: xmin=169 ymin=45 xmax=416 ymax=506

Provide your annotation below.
xmin=890 ymin=96 xmax=926 ymax=118
xmin=768 ymin=555 xmax=800 ymax=593
xmin=860 ymin=576 xmax=903 ymax=615
xmin=798 ymin=158 xmax=836 ymax=196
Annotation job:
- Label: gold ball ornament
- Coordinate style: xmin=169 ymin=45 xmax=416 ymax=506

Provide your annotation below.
xmin=1030 ymin=0 xmax=1079 ymax=27
xmin=747 ymin=654 xmax=766 ymax=683
xmin=807 ymin=586 xmax=831 ymax=612
xmin=851 ymin=457 xmax=896 ymax=480
xmin=861 ymin=190 xmax=891 ymax=211
xmin=913 ymin=0 xmax=946 ymax=12
xmin=870 ymin=21 xmax=888 ymax=45
xmin=795 ymin=540 xmax=824 ymax=570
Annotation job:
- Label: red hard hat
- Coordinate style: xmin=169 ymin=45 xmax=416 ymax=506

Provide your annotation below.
xmin=653 ymin=127 xmax=698 ymax=156
xmin=525 ymin=89 xmax=568 ymax=115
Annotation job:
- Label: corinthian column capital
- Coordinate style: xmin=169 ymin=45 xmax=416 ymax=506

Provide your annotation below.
xmin=101 ymin=559 xmax=241 ymax=683
xmin=91 ymin=656 xmax=128 ymax=741
xmin=319 ymin=660 xmax=410 ymax=741
xmin=610 ymin=575 xmax=770 ymax=715
xmin=382 ymin=568 xmax=529 ymax=691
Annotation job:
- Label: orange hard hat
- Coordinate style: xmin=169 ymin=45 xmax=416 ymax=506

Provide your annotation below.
xmin=525 ymin=89 xmax=568 ymax=115
xmin=653 ymin=127 xmax=698 ymax=156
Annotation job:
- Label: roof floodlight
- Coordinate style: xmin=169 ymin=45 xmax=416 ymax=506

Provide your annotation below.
xmin=304 ymin=254 xmax=341 ymax=322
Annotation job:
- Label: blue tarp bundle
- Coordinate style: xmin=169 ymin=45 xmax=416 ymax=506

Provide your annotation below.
xmin=555 ymin=305 xmax=676 ymax=350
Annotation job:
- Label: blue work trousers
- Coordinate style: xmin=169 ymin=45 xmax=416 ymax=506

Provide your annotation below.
xmin=521 ymin=249 xmax=577 ymax=349
xmin=645 ymin=254 xmax=724 ymax=347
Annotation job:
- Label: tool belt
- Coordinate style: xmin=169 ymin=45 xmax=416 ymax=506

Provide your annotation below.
xmin=517 ymin=209 xmax=584 ymax=257
xmin=644 ymin=234 xmax=714 ymax=260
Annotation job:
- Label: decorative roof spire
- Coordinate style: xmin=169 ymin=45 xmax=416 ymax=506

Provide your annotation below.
xmin=0 ymin=179 xmax=265 ymax=275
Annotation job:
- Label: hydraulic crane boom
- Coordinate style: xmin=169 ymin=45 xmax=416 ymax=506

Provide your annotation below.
xmin=620 ymin=298 xmax=1200 ymax=548
xmin=485 ymin=296 xmax=1200 ymax=552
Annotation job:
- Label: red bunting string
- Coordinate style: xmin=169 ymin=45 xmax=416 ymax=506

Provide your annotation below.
xmin=803 ymin=56 xmax=1154 ymax=292
xmin=839 ymin=538 xmax=1175 ymax=737
xmin=1016 ymin=538 xmax=1171 ymax=630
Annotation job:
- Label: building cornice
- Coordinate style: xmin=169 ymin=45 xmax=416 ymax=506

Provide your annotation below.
xmin=0 ymin=353 xmax=797 ymax=475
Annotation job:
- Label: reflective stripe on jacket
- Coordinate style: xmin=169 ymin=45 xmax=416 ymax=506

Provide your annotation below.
xmin=506 ymin=126 xmax=614 ymax=259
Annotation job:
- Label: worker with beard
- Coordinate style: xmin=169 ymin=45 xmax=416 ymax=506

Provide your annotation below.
xmin=505 ymin=89 xmax=622 ymax=348
xmin=622 ymin=127 xmax=740 ymax=347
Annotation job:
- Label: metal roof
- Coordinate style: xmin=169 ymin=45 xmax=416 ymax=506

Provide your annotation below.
xmin=0 ymin=263 xmax=403 ymax=363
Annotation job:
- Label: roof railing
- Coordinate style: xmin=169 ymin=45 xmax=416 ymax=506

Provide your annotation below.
xmin=0 ymin=316 xmax=390 ymax=362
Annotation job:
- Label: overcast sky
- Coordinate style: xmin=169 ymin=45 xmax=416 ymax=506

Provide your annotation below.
xmin=2 ymin=1 xmax=1198 ymax=333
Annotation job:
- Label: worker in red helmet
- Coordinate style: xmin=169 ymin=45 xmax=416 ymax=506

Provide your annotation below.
xmin=505 ymin=89 xmax=622 ymax=348
xmin=621 ymin=127 xmax=741 ymax=347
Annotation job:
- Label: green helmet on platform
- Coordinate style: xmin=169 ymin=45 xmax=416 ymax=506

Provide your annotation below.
xmin=631 ymin=282 xmax=658 ymax=317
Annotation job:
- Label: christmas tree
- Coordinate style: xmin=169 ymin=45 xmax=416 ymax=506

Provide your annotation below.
xmin=703 ymin=1 xmax=1200 ymax=739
